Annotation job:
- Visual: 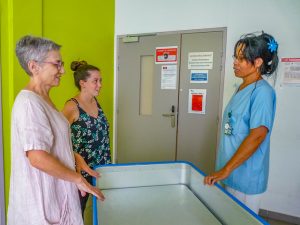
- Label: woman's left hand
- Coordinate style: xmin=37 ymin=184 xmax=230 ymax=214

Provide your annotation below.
xmin=74 ymin=153 xmax=100 ymax=178
xmin=203 ymin=168 xmax=231 ymax=186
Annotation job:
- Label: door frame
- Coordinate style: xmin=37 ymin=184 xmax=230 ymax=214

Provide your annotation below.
xmin=0 ymin=17 xmax=5 ymax=223
xmin=0 ymin=62 xmax=5 ymax=225
xmin=113 ymin=27 xmax=227 ymax=164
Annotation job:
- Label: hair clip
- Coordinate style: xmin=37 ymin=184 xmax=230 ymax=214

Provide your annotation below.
xmin=267 ymin=38 xmax=278 ymax=53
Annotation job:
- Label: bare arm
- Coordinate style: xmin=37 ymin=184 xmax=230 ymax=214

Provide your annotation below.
xmin=62 ymin=100 xmax=79 ymax=124
xmin=204 ymin=126 xmax=268 ymax=185
xmin=62 ymin=100 xmax=101 ymax=195
xmin=74 ymin=152 xmax=100 ymax=178
xmin=27 ymin=150 xmax=105 ymax=200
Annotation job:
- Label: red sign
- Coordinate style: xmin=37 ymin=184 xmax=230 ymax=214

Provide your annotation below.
xmin=155 ymin=46 xmax=178 ymax=64
xmin=281 ymin=58 xmax=300 ymax=62
xmin=192 ymin=94 xmax=203 ymax=111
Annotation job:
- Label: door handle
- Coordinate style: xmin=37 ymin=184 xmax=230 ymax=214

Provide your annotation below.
xmin=162 ymin=113 xmax=175 ymax=117
xmin=162 ymin=113 xmax=175 ymax=128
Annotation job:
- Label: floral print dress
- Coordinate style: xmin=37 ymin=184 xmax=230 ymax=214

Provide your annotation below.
xmin=70 ymin=98 xmax=111 ymax=178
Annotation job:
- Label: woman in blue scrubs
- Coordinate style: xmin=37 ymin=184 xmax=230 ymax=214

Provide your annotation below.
xmin=204 ymin=32 xmax=279 ymax=214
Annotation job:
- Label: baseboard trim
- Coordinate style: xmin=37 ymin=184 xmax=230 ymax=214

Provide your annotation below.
xmin=259 ymin=209 xmax=300 ymax=225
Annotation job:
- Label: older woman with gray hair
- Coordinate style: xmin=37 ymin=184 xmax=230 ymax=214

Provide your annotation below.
xmin=7 ymin=35 xmax=104 ymax=225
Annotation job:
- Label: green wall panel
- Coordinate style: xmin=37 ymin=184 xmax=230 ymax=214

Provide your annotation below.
xmin=0 ymin=0 xmax=115 ymax=215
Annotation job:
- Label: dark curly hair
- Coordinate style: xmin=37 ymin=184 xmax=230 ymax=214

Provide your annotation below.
xmin=234 ymin=32 xmax=279 ymax=76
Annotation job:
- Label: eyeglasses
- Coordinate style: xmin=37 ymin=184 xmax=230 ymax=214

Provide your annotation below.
xmin=40 ymin=61 xmax=64 ymax=70
xmin=232 ymin=55 xmax=246 ymax=63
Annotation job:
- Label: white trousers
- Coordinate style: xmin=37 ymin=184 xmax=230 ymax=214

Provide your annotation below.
xmin=226 ymin=186 xmax=262 ymax=214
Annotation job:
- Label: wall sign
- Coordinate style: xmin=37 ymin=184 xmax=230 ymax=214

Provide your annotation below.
xmin=281 ymin=58 xmax=300 ymax=86
xmin=190 ymin=70 xmax=208 ymax=83
xmin=161 ymin=65 xmax=177 ymax=89
xmin=188 ymin=52 xmax=213 ymax=69
xmin=188 ymin=89 xmax=207 ymax=114
xmin=155 ymin=46 xmax=178 ymax=64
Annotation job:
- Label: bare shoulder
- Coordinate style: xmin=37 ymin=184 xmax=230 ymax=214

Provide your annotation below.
xmin=63 ymin=99 xmax=78 ymax=111
xmin=62 ymin=100 xmax=79 ymax=124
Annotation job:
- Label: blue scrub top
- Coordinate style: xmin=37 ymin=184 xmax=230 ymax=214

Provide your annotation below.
xmin=216 ymin=79 xmax=276 ymax=194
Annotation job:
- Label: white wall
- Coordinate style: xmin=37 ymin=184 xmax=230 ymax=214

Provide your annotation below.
xmin=115 ymin=0 xmax=300 ymax=217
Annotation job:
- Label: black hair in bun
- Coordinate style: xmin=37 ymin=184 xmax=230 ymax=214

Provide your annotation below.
xmin=70 ymin=60 xmax=100 ymax=90
xmin=70 ymin=60 xmax=88 ymax=71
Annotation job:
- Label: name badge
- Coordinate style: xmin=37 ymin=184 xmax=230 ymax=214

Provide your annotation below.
xmin=224 ymin=111 xmax=233 ymax=135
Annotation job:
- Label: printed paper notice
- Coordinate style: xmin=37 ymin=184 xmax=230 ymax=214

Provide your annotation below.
xmin=281 ymin=58 xmax=300 ymax=85
xmin=188 ymin=89 xmax=206 ymax=114
xmin=161 ymin=65 xmax=177 ymax=89
xmin=190 ymin=70 xmax=208 ymax=83
xmin=188 ymin=52 xmax=213 ymax=69
xmin=156 ymin=46 xmax=178 ymax=64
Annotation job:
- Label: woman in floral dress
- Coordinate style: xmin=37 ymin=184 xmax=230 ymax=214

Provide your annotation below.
xmin=63 ymin=60 xmax=111 ymax=218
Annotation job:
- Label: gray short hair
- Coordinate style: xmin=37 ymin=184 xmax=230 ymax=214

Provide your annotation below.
xmin=15 ymin=35 xmax=61 ymax=75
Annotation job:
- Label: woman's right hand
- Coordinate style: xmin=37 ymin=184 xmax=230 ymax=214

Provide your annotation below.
xmin=26 ymin=150 xmax=105 ymax=200
xmin=76 ymin=175 xmax=105 ymax=201
xmin=203 ymin=168 xmax=231 ymax=186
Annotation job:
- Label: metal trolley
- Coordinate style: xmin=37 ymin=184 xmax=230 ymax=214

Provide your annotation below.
xmin=93 ymin=161 xmax=269 ymax=225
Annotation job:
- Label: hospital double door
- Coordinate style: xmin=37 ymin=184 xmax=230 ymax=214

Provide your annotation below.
xmin=116 ymin=30 xmax=225 ymax=174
